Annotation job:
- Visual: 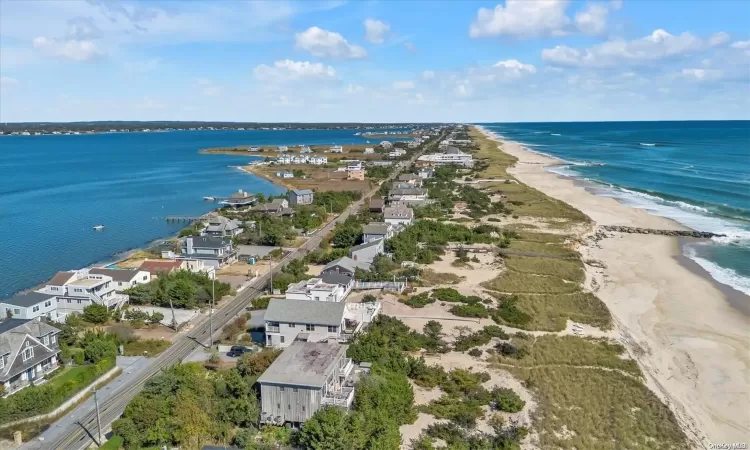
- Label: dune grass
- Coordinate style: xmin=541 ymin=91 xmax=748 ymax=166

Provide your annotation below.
xmin=483 ymin=270 xmax=580 ymax=294
xmin=491 ymin=335 xmax=641 ymax=377
xmin=489 ymin=292 xmax=611 ymax=332
xmin=506 ymin=366 xmax=687 ymax=450
xmin=503 ymin=255 xmax=585 ymax=283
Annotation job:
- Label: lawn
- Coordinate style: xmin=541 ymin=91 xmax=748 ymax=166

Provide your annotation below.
xmin=123 ymin=339 xmax=172 ymax=357
xmin=47 ymin=366 xmax=93 ymax=388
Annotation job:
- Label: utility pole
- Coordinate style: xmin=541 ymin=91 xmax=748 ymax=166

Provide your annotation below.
xmin=94 ymin=388 xmax=103 ymax=447
xmin=209 ymin=277 xmax=214 ymax=349
xmin=269 ymin=256 xmax=273 ymax=295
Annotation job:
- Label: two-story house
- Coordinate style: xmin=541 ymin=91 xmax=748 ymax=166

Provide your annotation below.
xmin=321 ymin=256 xmax=371 ymax=278
xmin=362 ymin=222 xmax=393 ymax=244
xmin=258 ymin=342 xmax=355 ymax=425
xmin=348 ymin=239 xmax=384 ymax=267
xmin=396 ymin=173 xmax=423 ymax=187
xmin=204 ymin=216 xmax=244 ymax=238
xmin=88 ymin=268 xmax=151 ymax=292
xmin=0 ymin=292 xmax=58 ymax=321
xmin=39 ymin=270 xmax=128 ymax=319
xmin=0 ymin=318 xmax=61 ymax=395
xmin=383 ymin=206 xmax=414 ymax=227
xmin=263 ymin=299 xmax=380 ymax=349
xmin=219 ymin=189 xmax=256 ymax=208
xmin=388 ymin=188 xmax=428 ymax=203
xmin=289 ymin=189 xmax=314 ymax=206
xmin=180 ymin=235 xmax=237 ymax=268
xmin=285 ymin=277 xmax=351 ymax=303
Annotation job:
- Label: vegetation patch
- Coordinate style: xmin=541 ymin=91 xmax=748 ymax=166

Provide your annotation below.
xmin=503 ymin=255 xmax=585 ymax=284
xmin=122 ymin=339 xmax=171 ymax=357
xmin=453 ymin=325 xmax=509 ymax=352
xmin=125 ymin=271 xmax=231 ymax=309
xmin=400 ymin=292 xmax=435 ymax=308
xmin=484 ymin=270 xmax=580 ymax=294
xmin=492 ymin=292 xmax=612 ymax=332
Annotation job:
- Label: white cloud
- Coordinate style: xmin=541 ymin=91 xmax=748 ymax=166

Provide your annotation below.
xmin=730 ymin=40 xmax=750 ymax=49
xmin=494 ymin=59 xmax=537 ymax=76
xmin=0 ymin=76 xmax=19 ymax=87
xmin=253 ymin=59 xmax=337 ymax=81
xmin=575 ymin=4 xmax=609 ymax=36
xmin=610 ymin=0 xmax=623 ymax=10
xmin=708 ymin=32 xmax=730 ymax=46
xmin=422 ymin=70 xmax=435 ymax=80
xmin=393 ymin=80 xmax=415 ymax=90
xmin=32 ymin=36 xmax=104 ymax=61
xmin=404 ymin=42 xmax=417 ymax=53
xmin=295 ymin=26 xmax=366 ymax=59
xmin=346 ymin=83 xmax=364 ymax=94
xmin=681 ymin=68 xmax=723 ymax=82
xmin=364 ymin=19 xmax=390 ymax=44
xmin=455 ymin=81 xmax=473 ymax=97
xmin=469 ymin=0 xmax=571 ymax=39
xmin=542 ymin=29 xmax=727 ymax=68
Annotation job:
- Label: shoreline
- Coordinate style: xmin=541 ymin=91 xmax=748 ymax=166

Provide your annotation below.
xmin=475 ymin=126 xmax=750 ymax=445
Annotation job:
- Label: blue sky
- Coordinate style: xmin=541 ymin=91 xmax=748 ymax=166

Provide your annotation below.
xmin=1 ymin=0 xmax=749 ymax=122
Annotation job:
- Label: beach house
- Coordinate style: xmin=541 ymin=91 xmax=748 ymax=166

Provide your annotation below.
xmin=348 ymin=239 xmax=384 ymax=267
xmin=38 ymin=270 xmax=129 ymax=319
xmin=387 ymin=187 xmax=428 ymax=203
xmin=379 ymin=141 xmax=393 ymax=149
xmin=258 ymin=342 xmax=355 ymax=425
xmin=383 ymin=206 xmax=414 ymax=227
xmin=203 ymin=216 xmax=244 ymax=237
xmin=0 ymin=318 xmax=61 ymax=396
xmin=321 ymin=256 xmax=371 ymax=278
xmin=362 ymin=222 xmax=393 ymax=243
xmin=284 ymin=278 xmax=350 ymax=303
xmin=180 ymin=235 xmax=237 ymax=268
xmin=0 ymin=293 xmax=58 ymax=321
xmin=300 ymin=146 xmax=312 ymax=153
xmin=364 ymin=147 xmax=375 ymax=154
xmin=88 ymin=268 xmax=151 ymax=292
xmin=289 ymin=189 xmax=314 ymax=206
xmin=416 ymin=147 xmax=473 ymax=167
xmin=329 ymin=145 xmax=343 ymax=153
xmin=397 ymin=173 xmax=423 ymax=187
xmin=219 ymin=190 xmax=256 ymax=208
xmin=278 ymin=146 xmax=289 ymax=153
xmin=276 ymin=171 xmax=295 ymax=179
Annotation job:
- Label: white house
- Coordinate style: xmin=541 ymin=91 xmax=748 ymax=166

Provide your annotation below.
xmin=416 ymin=147 xmax=473 ymax=167
xmin=388 ymin=148 xmax=406 ymax=158
xmin=300 ymin=146 xmax=312 ymax=153
xmin=330 ymin=145 xmax=343 ymax=153
xmin=180 ymin=235 xmax=237 ymax=268
xmin=309 ymin=154 xmax=328 ymax=165
xmin=346 ymin=160 xmax=363 ymax=171
xmin=88 ymin=268 xmax=151 ymax=292
xmin=278 ymin=146 xmax=289 ymax=152
xmin=364 ymin=147 xmax=375 ymax=154
xmin=276 ymin=171 xmax=295 ymax=179
xmin=38 ymin=270 xmax=129 ymax=319
xmin=203 ymin=216 xmax=244 ymax=237
xmin=249 ymin=147 xmax=261 ymax=152
xmin=388 ymin=188 xmax=428 ymax=203
xmin=285 ymin=278 xmax=350 ymax=303
xmin=383 ymin=206 xmax=414 ymax=227
xmin=1 ymin=293 xmax=58 ymax=321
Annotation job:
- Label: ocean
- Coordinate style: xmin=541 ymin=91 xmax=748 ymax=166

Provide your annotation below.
xmin=479 ymin=121 xmax=750 ymax=297
xmin=0 ymin=128 xmax=395 ymax=298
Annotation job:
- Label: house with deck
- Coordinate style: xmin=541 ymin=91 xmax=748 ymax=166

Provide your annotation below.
xmin=0 ymin=318 xmax=61 ymax=396
xmin=38 ymin=270 xmax=129 ymax=319
xmin=384 ymin=206 xmax=414 ymax=227
xmin=180 ymin=235 xmax=237 ymax=268
xmin=362 ymin=222 xmax=393 ymax=243
xmin=219 ymin=190 xmax=256 ymax=208
xmin=1 ymin=293 xmax=58 ymax=321
xmin=321 ymin=256 xmax=371 ymax=278
xmin=88 ymin=268 xmax=151 ymax=292
xmin=258 ymin=342 xmax=355 ymax=425
xmin=203 ymin=216 xmax=244 ymax=237
xmin=388 ymin=187 xmax=427 ymax=203
xmin=285 ymin=277 xmax=350 ymax=303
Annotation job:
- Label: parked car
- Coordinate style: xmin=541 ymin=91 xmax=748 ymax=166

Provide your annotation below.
xmin=228 ymin=346 xmax=253 ymax=357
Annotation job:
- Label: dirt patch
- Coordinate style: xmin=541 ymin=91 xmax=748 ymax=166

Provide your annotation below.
xmin=131 ymin=324 xmax=177 ymax=341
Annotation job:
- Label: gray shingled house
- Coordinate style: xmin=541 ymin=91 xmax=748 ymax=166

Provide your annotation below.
xmin=289 ymin=189 xmax=314 ymax=206
xmin=0 ymin=319 xmax=61 ymax=395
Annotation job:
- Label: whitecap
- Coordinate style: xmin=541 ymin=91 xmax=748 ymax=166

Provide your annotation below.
xmin=551 ymin=133 xmax=562 ymax=136
xmin=684 ymin=246 xmax=750 ymax=296
xmin=640 ymin=143 xmax=656 ymax=146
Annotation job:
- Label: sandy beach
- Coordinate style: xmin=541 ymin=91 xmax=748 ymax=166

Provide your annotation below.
xmin=477 ymin=129 xmax=750 ymax=446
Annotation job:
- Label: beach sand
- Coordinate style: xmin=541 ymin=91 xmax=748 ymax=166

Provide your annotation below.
xmin=479 ymin=132 xmax=750 ymax=446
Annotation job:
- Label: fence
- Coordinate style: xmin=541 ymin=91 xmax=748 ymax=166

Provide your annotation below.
xmin=352 ymin=281 xmax=406 ymax=293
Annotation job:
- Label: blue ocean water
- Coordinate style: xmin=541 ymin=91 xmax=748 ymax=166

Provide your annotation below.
xmin=0 ymin=128 xmax=392 ymax=298
xmin=479 ymin=121 xmax=750 ymax=297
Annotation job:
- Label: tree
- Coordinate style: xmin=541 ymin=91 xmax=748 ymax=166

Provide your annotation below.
xmin=150 ymin=311 xmax=165 ymax=323
xmin=82 ymin=332 xmax=118 ymax=363
xmin=297 ymin=406 xmax=351 ymax=450
xmin=168 ymin=278 xmax=196 ymax=308
xmin=82 ymin=304 xmax=109 ymax=324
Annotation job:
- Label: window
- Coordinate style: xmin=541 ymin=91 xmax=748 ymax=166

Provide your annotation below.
xmin=67 ymin=299 xmax=72 ymax=304
xmin=77 ymin=299 xmax=82 ymax=304
xmin=51 ymin=286 xmax=58 ymax=291
xmin=266 ymin=335 xmax=272 ymax=343
xmin=288 ymin=323 xmax=295 ymax=328
xmin=280 ymin=387 xmax=285 ymax=392
xmin=280 ymin=336 xmax=285 ymax=344
xmin=43 ymin=335 xmax=49 ymax=345
xmin=0 ymin=357 xmax=4 ymax=370
xmin=142 ymin=275 xmax=147 ymax=281
xmin=44 ymin=301 xmax=51 ymax=307
xmin=288 ymin=404 xmax=291 ymax=410
xmin=277 ymin=404 xmax=280 ymax=410
xmin=305 ymin=324 xmax=315 ymax=332
xmin=118 ymin=282 xmax=123 ymax=286
xmin=74 ymin=288 xmax=82 ymax=293
xmin=302 ymin=406 xmax=306 ymax=412
xmin=33 ymin=306 xmax=40 ymax=312
xmin=13 ymin=308 xmax=20 ymax=315
xmin=22 ymin=343 xmax=33 ymax=362
xmin=51 ymin=335 xmax=56 ymax=344
xmin=293 ymin=387 xmax=298 ymax=393
xmin=328 ymin=326 xmax=337 ymax=333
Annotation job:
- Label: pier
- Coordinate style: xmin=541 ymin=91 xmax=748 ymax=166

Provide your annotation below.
xmin=166 ymin=216 xmax=205 ymax=223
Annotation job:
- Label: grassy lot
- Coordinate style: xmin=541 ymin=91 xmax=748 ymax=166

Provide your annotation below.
xmin=483 ymin=270 xmax=580 ymax=294
xmin=123 ymin=339 xmax=172 ymax=357
xmin=100 ymin=435 xmax=124 ymax=450
xmin=491 ymin=292 xmax=612 ymax=332
xmin=507 ymin=366 xmax=686 ymax=450
xmin=48 ymin=366 xmax=93 ymax=387
xmin=503 ymin=255 xmax=585 ymax=283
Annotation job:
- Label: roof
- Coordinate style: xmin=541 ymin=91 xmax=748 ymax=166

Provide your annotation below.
xmin=292 ymin=189 xmax=314 ymax=196
xmin=139 ymin=260 xmax=182 ymax=274
xmin=322 ymin=256 xmax=370 ymax=274
xmin=89 ymin=268 xmax=142 ymax=282
xmin=265 ymin=299 xmax=346 ymax=327
xmin=389 ymin=188 xmax=427 ymax=196
xmin=1 ymin=292 xmax=56 ymax=308
xmin=369 ymin=199 xmax=385 ymax=209
xmin=397 ymin=174 xmax=420 ymax=181
xmin=384 ymin=206 xmax=414 ymax=219
xmin=186 ymin=235 xmax=230 ymax=249
xmin=349 ymin=239 xmax=383 ymax=253
xmin=320 ymin=272 xmax=355 ymax=287
xmin=362 ymin=222 xmax=390 ymax=235
xmin=47 ymin=271 xmax=76 ymax=286
xmin=257 ymin=341 xmax=348 ymax=387
xmin=0 ymin=318 xmax=59 ymax=358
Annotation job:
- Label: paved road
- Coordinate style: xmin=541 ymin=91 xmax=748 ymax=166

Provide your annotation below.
xmin=41 ymin=130 xmax=447 ymax=450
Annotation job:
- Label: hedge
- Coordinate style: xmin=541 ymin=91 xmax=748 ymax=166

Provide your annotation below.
xmin=0 ymin=357 xmax=115 ymax=424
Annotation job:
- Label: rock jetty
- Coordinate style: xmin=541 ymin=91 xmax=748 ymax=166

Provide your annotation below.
xmin=600 ymin=225 xmax=724 ymax=238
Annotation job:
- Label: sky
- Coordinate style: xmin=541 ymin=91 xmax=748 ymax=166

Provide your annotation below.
xmin=1 ymin=0 xmax=749 ymax=123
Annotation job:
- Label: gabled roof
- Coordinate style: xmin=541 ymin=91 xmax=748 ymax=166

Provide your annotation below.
xmin=349 ymin=239 xmax=383 ymax=253
xmin=369 ymin=199 xmax=385 ymax=210
xmin=265 ymin=299 xmax=346 ymax=327
xmin=292 ymin=189 xmax=314 ymax=196
xmin=389 ymin=188 xmax=427 ymax=196
xmin=186 ymin=235 xmax=230 ymax=249
xmin=397 ymin=173 xmax=420 ymax=181
xmin=0 ymin=318 xmax=59 ymax=360
xmin=1 ymin=292 xmax=57 ymax=308
xmin=47 ymin=271 xmax=76 ymax=286
xmin=320 ymin=272 xmax=355 ymax=287
xmin=89 ymin=268 xmax=142 ymax=282
xmin=384 ymin=206 xmax=414 ymax=219
xmin=322 ymin=256 xmax=370 ymax=274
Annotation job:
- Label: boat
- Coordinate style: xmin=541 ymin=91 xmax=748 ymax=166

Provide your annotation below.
xmin=93 ymin=225 xmax=105 ymax=231
xmin=203 ymin=196 xmax=216 ymax=201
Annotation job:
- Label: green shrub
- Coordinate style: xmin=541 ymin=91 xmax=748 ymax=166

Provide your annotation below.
xmin=491 ymin=387 xmax=526 ymax=413
xmin=449 ymin=303 xmax=489 ymax=318
xmin=251 ymin=296 xmax=271 ymax=310
xmin=430 ymin=288 xmax=465 ymax=302
xmin=468 ymin=348 xmax=483 ymax=357
xmin=493 ymin=296 xmax=533 ymax=327
xmin=400 ymin=292 xmax=435 ymax=308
